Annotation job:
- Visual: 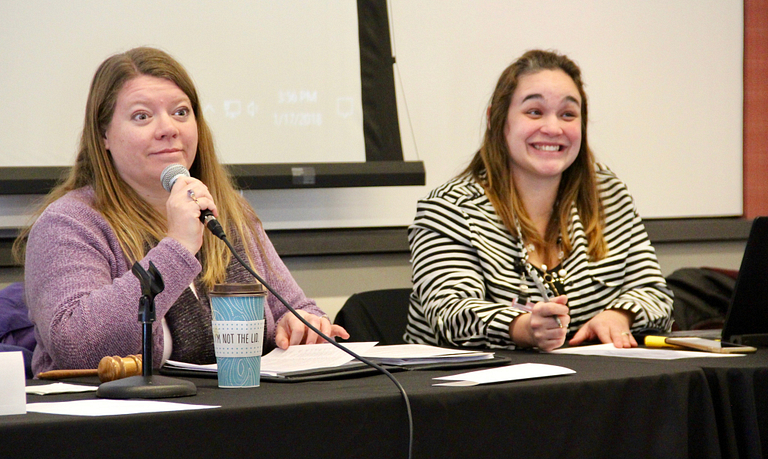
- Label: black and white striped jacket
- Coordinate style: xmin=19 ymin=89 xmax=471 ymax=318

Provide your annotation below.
xmin=404 ymin=163 xmax=673 ymax=348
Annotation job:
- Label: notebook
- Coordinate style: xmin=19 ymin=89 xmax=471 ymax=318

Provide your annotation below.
xmin=665 ymin=217 xmax=768 ymax=346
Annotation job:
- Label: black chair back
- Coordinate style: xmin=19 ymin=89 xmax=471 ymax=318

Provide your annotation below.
xmin=334 ymin=288 xmax=411 ymax=345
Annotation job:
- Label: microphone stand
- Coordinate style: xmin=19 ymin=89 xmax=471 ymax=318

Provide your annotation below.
xmin=97 ymin=261 xmax=196 ymax=399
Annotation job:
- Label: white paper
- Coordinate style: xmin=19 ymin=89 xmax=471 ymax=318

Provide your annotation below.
xmin=166 ymin=342 xmax=379 ymax=376
xmin=165 ymin=360 xmax=218 ymax=373
xmin=26 ymin=383 xmax=99 ymax=395
xmin=0 ymin=351 xmax=26 ymax=415
xmin=166 ymin=342 xmax=495 ymax=376
xmin=260 ymin=342 xmax=377 ymax=374
xmin=552 ymin=343 xmax=745 ymax=359
xmin=26 ymin=399 xmax=219 ymax=417
xmin=360 ymin=344 xmax=494 ymax=366
xmin=433 ymin=363 xmax=575 ymax=387
xmin=361 ymin=344 xmax=491 ymax=359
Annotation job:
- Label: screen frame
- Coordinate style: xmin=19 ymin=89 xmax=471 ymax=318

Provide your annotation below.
xmin=0 ymin=0 xmax=424 ymax=196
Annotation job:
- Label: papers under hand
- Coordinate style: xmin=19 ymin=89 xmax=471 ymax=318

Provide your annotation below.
xmin=551 ymin=343 xmax=746 ymax=359
xmin=433 ymin=363 xmax=575 ymax=387
xmin=261 ymin=343 xmax=494 ymax=375
xmin=261 ymin=342 xmax=377 ymax=375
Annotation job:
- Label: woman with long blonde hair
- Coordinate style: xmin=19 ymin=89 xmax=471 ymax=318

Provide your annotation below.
xmin=17 ymin=47 xmax=347 ymax=374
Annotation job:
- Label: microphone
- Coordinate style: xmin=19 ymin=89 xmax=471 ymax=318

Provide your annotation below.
xmin=160 ymin=164 xmax=226 ymax=239
xmin=158 ymin=170 xmax=413 ymax=453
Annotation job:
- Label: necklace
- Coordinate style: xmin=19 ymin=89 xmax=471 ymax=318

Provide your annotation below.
xmin=524 ymin=239 xmax=565 ymax=274
xmin=514 ymin=217 xmax=568 ymax=299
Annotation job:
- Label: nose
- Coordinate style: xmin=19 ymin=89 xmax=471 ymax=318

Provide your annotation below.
xmin=155 ymin=113 xmax=179 ymax=139
xmin=540 ymin=114 xmax=564 ymax=136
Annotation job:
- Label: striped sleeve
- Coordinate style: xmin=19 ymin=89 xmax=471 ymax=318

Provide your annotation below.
xmin=593 ymin=165 xmax=674 ymax=330
xmin=405 ymin=179 xmax=522 ymax=348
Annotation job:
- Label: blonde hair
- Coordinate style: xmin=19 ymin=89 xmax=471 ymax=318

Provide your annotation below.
xmin=464 ymin=49 xmax=607 ymax=261
xmin=14 ymin=47 xmax=261 ymax=288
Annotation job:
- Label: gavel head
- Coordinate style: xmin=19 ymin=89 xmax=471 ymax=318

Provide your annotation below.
xmin=98 ymin=354 xmax=143 ymax=382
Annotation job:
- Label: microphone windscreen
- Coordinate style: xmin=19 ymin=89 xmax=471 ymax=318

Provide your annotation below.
xmin=160 ymin=164 xmax=190 ymax=192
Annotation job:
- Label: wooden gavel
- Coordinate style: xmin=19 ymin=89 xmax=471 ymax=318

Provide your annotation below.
xmin=36 ymin=354 xmax=143 ymax=382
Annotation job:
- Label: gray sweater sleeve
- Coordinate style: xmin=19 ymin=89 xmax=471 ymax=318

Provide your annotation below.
xmin=26 ymin=188 xmax=329 ymax=373
xmin=25 ymin=189 xmax=201 ymax=374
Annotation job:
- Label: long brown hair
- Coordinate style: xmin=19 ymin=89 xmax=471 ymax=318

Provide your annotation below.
xmin=464 ymin=49 xmax=607 ymax=261
xmin=14 ymin=47 xmax=261 ymax=288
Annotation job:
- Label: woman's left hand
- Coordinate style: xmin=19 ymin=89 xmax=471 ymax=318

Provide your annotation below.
xmin=275 ymin=310 xmax=350 ymax=350
xmin=569 ymin=309 xmax=637 ymax=348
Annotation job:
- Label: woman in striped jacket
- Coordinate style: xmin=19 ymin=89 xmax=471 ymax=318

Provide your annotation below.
xmin=405 ymin=50 xmax=673 ymax=351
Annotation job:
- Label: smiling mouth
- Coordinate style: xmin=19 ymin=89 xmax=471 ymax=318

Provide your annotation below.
xmin=532 ymin=144 xmax=564 ymax=152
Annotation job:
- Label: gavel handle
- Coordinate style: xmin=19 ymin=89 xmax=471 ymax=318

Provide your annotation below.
xmin=37 ymin=369 xmax=99 ymax=380
xmin=35 ymin=355 xmax=143 ymax=381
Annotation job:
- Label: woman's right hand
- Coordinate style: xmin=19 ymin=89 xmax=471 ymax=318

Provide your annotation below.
xmin=509 ymin=295 xmax=570 ymax=351
xmin=165 ymin=176 xmax=218 ymax=255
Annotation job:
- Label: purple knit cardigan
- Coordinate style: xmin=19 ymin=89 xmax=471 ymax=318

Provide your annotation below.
xmin=25 ymin=187 xmax=324 ymax=374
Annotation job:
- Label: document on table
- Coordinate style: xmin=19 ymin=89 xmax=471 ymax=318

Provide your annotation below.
xmin=261 ymin=342 xmax=377 ymax=374
xmin=433 ymin=363 xmax=575 ymax=387
xmin=164 ymin=342 xmax=495 ymax=376
xmin=26 ymin=399 xmax=218 ymax=417
xmin=164 ymin=342 xmax=377 ymax=376
xmin=360 ymin=344 xmax=494 ymax=365
xmin=552 ymin=343 xmax=746 ymax=359
xmin=26 ymin=383 xmax=98 ymax=395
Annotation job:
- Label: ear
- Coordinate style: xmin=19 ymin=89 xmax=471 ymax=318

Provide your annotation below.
xmin=486 ymin=106 xmax=493 ymax=126
xmin=103 ymin=133 xmax=110 ymax=151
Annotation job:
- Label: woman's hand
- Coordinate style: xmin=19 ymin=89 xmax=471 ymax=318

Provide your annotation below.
xmin=509 ymin=295 xmax=569 ymax=352
xmin=275 ymin=310 xmax=350 ymax=350
xmin=569 ymin=309 xmax=637 ymax=348
xmin=165 ymin=176 xmax=218 ymax=255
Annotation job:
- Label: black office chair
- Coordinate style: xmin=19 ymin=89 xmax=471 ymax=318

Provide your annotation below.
xmin=666 ymin=267 xmax=736 ymax=331
xmin=334 ymin=288 xmax=412 ymax=345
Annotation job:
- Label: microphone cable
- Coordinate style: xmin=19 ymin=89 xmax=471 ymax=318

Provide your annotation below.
xmin=214 ymin=228 xmax=413 ymax=459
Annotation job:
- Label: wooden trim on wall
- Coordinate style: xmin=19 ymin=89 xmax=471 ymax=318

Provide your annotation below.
xmin=744 ymin=0 xmax=768 ymax=217
xmin=0 ymin=218 xmax=752 ymax=266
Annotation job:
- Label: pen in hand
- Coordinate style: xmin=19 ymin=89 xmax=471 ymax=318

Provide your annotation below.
xmin=522 ymin=263 xmax=566 ymax=329
xmin=519 ymin=293 xmax=564 ymax=328
xmin=539 ymin=289 xmax=564 ymax=329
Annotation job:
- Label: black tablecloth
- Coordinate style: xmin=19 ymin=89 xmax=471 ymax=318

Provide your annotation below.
xmin=5 ymin=349 xmax=765 ymax=459
xmin=677 ymin=352 xmax=768 ymax=458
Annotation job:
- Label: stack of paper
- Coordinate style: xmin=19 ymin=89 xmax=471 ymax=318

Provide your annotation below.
xmin=164 ymin=342 xmax=494 ymax=377
xmin=261 ymin=342 xmax=376 ymax=375
xmin=360 ymin=344 xmax=494 ymax=366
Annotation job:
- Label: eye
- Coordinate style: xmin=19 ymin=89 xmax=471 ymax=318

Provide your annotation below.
xmin=561 ymin=111 xmax=578 ymax=120
xmin=132 ymin=112 xmax=149 ymax=122
xmin=174 ymin=107 xmax=191 ymax=117
xmin=525 ymin=108 xmax=542 ymax=117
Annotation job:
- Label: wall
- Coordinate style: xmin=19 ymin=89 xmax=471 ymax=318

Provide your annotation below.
xmin=0 ymin=0 xmax=745 ymax=232
xmin=744 ymin=0 xmax=768 ymax=217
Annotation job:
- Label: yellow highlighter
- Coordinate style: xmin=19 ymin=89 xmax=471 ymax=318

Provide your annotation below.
xmin=644 ymin=335 xmax=685 ymax=350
